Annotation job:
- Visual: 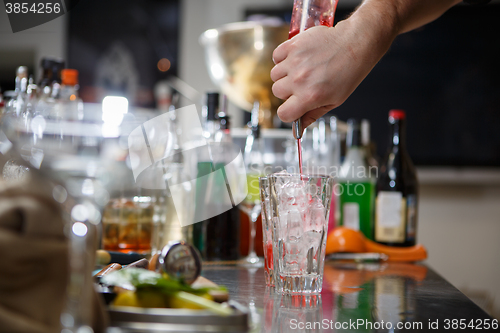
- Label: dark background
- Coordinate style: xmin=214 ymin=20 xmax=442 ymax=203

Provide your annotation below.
xmin=67 ymin=0 xmax=180 ymax=108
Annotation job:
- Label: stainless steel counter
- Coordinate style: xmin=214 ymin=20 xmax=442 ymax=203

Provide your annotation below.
xmin=202 ymin=262 xmax=495 ymax=332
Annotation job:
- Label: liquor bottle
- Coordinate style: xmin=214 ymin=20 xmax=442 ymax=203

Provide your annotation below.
xmin=203 ymin=94 xmax=241 ymax=261
xmin=361 ymin=119 xmax=379 ymax=168
xmin=327 ymin=116 xmax=341 ymax=233
xmin=337 ymin=119 xmax=376 ymax=240
xmin=57 ymin=69 xmax=83 ymax=120
xmin=36 ymin=58 xmax=65 ymax=118
xmin=5 ymin=66 xmax=28 ymax=116
xmin=22 ymin=75 xmax=38 ymax=121
xmin=192 ymin=93 xmax=219 ymax=255
xmin=375 ymin=110 xmax=418 ymax=246
xmin=161 ymin=107 xmax=194 ymax=247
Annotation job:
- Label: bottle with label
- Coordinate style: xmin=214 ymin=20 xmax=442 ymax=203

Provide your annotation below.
xmin=337 ymin=119 xmax=376 ymax=240
xmin=375 ymin=109 xmax=418 ymax=246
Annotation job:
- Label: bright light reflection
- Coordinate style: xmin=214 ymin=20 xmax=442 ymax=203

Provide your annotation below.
xmin=102 ymin=96 xmax=128 ymax=126
xmin=72 ymin=222 xmax=88 ymax=237
xmin=204 ymin=29 xmax=219 ymax=39
xmin=210 ymin=64 xmax=224 ymax=80
xmin=254 ymin=25 xmax=264 ymax=50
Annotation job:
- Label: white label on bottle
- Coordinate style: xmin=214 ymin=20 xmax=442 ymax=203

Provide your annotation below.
xmin=375 ymin=277 xmax=404 ymax=325
xmin=406 ymin=195 xmax=417 ymax=240
xmin=343 ymin=203 xmax=360 ymax=231
xmin=375 ymin=191 xmax=405 ymax=243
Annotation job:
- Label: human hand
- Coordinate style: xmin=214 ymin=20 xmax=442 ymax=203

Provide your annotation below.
xmin=271 ymin=17 xmax=395 ymax=128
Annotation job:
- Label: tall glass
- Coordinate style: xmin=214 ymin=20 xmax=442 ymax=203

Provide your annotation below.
xmin=259 ymin=176 xmax=273 ymax=286
xmin=268 ymin=173 xmax=333 ymax=294
xmin=239 ymin=171 xmax=263 ymax=266
xmin=239 ymin=103 xmax=264 ymax=266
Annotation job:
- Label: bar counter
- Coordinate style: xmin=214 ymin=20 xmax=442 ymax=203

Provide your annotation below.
xmin=202 ymin=262 xmax=494 ymax=332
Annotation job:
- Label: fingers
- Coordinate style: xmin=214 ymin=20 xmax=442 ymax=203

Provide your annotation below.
xmin=272 ymin=76 xmax=292 ymax=101
xmin=276 ymin=95 xmax=308 ymax=123
xmin=278 ymin=99 xmax=332 ymax=129
xmin=272 ymin=40 xmax=290 ymax=65
xmin=270 ymin=62 xmax=287 ymax=82
xmin=301 ymin=107 xmax=332 ymax=129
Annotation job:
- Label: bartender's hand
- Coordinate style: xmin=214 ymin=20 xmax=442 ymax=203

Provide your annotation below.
xmin=271 ymin=0 xmax=462 ymax=128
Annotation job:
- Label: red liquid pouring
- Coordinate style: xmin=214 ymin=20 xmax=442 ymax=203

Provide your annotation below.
xmin=297 ymin=138 xmax=303 ymax=175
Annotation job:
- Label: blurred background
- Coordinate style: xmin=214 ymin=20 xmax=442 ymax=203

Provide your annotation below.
xmin=1 ymin=0 xmax=499 ymax=319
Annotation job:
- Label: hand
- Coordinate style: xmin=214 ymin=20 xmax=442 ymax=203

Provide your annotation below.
xmin=271 ymin=16 xmax=395 ymax=128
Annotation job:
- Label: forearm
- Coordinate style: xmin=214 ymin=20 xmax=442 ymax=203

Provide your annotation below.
xmin=351 ymin=0 xmax=463 ymax=36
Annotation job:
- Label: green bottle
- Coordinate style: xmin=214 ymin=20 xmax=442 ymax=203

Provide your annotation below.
xmin=337 ymin=119 xmax=376 ymax=240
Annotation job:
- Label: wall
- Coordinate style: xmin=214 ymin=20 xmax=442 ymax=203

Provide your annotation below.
xmin=419 ymin=181 xmax=500 ymax=318
xmin=0 ymin=5 xmax=67 ymax=79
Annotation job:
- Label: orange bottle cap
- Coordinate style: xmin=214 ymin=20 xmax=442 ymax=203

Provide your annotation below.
xmin=61 ymin=69 xmax=79 ymax=86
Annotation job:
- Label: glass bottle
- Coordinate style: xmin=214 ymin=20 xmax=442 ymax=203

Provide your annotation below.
xmin=375 ymin=110 xmax=418 ymax=246
xmin=337 ymin=119 xmax=376 ymax=240
xmin=36 ymin=58 xmax=65 ymax=119
xmin=192 ymin=92 xmax=219 ymax=255
xmin=161 ymin=108 xmax=194 ymax=247
xmin=203 ymin=106 xmax=241 ymax=261
xmin=361 ymin=119 xmax=379 ymax=168
xmin=5 ymin=66 xmax=28 ymax=116
xmin=57 ymin=69 xmax=84 ymax=120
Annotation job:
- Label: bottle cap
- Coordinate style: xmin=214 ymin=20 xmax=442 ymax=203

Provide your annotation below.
xmin=16 ymin=66 xmax=28 ymax=78
xmin=61 ymin=69 xmax=79 ymax=86
xmin=389 ymin=109 xmax=406 ymax=120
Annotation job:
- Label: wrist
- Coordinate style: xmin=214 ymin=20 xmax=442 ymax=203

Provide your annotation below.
xmin=343 ymin=2 xmax=399 ymax=59
xmin=350 ymin=0 xmax=400 ymax=40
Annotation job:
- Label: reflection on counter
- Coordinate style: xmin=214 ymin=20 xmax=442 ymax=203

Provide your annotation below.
xmin=257 ymin=263 xmax=427 ymax=333
xmin=203 ymin=262 xmax=491 ymax=333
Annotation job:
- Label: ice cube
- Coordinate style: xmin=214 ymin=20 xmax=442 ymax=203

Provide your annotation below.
xmin=298 ymin=230 xmax=323 ymax=256
xmin=309 ymin=198 xmax=326 ymax=232
xmin=286 ymin=209 xmax=302 ymax=241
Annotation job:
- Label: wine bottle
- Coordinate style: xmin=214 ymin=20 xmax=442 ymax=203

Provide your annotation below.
xmin=375 ymin=110 xmax=418 ymax=246
xmin=338 ymin=119 xmax=376 ymax=240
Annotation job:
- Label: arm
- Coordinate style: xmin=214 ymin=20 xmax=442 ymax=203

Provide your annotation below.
xmin=271 ymin=0 xmax=463 ymax=128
